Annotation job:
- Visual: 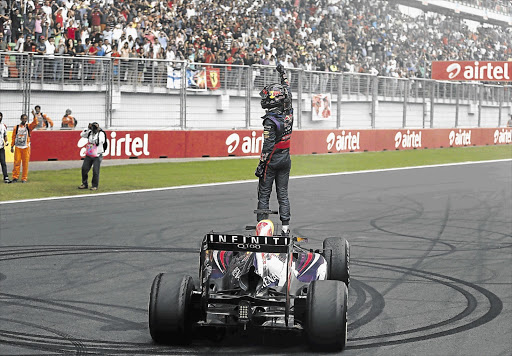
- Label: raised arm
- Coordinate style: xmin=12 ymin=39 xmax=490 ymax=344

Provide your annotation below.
xmin=276 ymin=63 xmax=291 ymax=100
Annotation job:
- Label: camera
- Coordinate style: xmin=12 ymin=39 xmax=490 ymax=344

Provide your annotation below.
xmin=88 ymin=122 xmax=99 ymax=132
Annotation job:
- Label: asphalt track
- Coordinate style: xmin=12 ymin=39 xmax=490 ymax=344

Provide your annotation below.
xmin=0 ymin=160 xmax=511 ymax=355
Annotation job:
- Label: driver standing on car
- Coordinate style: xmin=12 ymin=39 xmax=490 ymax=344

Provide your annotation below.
xmin=255 ymin=62 xmax=293 ymax=236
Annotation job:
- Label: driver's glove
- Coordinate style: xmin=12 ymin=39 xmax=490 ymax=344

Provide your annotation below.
xmin=255 ymin=161 xmax=266 ymax=178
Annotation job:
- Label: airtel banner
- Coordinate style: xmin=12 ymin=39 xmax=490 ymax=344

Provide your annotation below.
xmin=29 ymin=128 xmax=510 ymax=161
xmin=432 ymin=61 xmax=512 ymax=81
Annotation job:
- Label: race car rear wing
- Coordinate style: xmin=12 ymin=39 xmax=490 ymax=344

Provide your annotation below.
xmin=203 ymin=233 xmax=291 ymax=253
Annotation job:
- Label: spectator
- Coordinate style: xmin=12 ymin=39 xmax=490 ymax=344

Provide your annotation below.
xmin=10 ymin=9 xmax=22 ymax=42
xmin=4 ymin=0 xmax=511 ymax=83
xmin=103 ymin=39 xmax=112 ymax=57
xmin=75 ymin=38 xmax=85 ymax=55
xmin=95 ymin=39 xmax=106 ymax=80
xmin=45 ymin=37 xmax=55 ymax=61
xmin=52 ymin=22 xmax=63 ymax=47
xmin=120 ymin=41 xmax=130 ymax=80
xmin=91 ymin=6 xmax=104 ymax=33
xmin=66 ymin=38 xmax=76 ymax=79
xmin=54 ymin=7 xmax=64 ymax=29
xmin=23 ymin=12 xmax=35 ymax=40
xmin=0 ymin=32 xmax=6 ymax=55
xmin=32 ymin=105 xmax=54 ymax=130
xmin=54 ymin=37 xmax=67 ymax=81
xmin=0 ymin=0 xmax=7 ymax=16
xmin=34 ymin=14 xmax=43 ymax=43
xmin=87 ymin=40 xmax=98 ymax=79
xmin=103 ymin=23 xmax=113 ymax=44
xmin=67 ymin=19 xmax=79 ymax=41
xmin=41 ymin=1 xmax=52 ymax=22
xmin=1 ymin=15 xmax=11 ymax=43
xmin=33 ymin=35 xmax=46 ymax=79
xmin=0 ymin=13 xmax=8 ymax=40
xmin=111 ymin=44 xmax=121 ymax=77
xmin=10 ymin=113 xmax=38 ymax=183
xmin=23 ymin=36 xmax=34 ymax=52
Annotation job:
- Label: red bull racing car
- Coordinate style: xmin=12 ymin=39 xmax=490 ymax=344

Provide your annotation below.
xmin=148 ymin=210 xmax=350 ymax=351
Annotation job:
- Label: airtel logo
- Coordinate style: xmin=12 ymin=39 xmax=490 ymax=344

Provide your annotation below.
xmin=326 ymin=131 xmax=360 ymax=151
xmin=395 ymin=130 xmax=422 ymax=148
xmin=449 ymin=129 xmax=471 ymax=146
xmin=225 ymin=132 xmax=264 ymax=154
xmin=446 ymin=63 xmax=461 ymax=79
xmin=494 ymin=129 xmax=512 ymax=144
xmin=78 ymin=132 xmax=150 ymax=157
xmin=446 ymin=62 xmax=510 ymax=80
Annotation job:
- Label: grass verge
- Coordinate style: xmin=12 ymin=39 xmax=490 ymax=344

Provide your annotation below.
xmin=1 ymin=145 xmax=510 ymax=202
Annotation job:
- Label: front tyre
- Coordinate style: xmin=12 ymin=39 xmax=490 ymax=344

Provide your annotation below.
xmin=306 ymin=280 xmax=348 ymax=351
xmin=323 ymin=237 xmax=350 ymax=286
xmin=149 ymin=273 xmax=195 ymax=344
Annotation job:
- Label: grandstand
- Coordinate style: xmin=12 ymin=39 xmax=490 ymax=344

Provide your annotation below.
xmin=0 ymin=0 xmax=510 ymax=77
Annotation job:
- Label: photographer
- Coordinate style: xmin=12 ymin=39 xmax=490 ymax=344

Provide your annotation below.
xmin=78 ymin=122 xmax=105 ymax=191
xmin=61 ymin=109 xmax=76 ymax=129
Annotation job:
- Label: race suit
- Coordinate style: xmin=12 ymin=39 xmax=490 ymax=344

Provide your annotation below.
xmin=257 ymin=70 xmax=293 ymax=224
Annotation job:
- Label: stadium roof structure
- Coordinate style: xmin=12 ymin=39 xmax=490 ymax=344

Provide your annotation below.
xmin=389 ymin=0 xmax=512 ymax=27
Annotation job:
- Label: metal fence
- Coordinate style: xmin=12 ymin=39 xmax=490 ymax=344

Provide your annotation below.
xmin=1 ymin=52 xmax=510 ymax=129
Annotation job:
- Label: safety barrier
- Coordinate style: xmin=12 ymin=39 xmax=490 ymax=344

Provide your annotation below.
xmin=24 ymin=127 xmax=512 ymax=161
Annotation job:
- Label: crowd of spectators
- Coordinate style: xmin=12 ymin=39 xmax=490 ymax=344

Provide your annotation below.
xmin=454 ymin=0 xmax=512 ymax=15
xmin=0 ymin=0 xmax=511 ymax=80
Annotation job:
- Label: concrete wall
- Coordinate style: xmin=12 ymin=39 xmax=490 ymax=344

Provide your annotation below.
xmin=0 ymin=87 xmax=510 ymax=130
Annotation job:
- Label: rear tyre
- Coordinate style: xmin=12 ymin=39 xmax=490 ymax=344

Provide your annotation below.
xmin=149 ymin=273 xmax=195 ymax=344
xmin=323 ymin=237 xmax=350 ymax=286
xmin=306 ymin=280 xmax=348 ymax=351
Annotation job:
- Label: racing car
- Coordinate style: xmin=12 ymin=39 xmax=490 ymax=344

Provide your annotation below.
xmin=148 ymin=210 xmax=350 ymax=351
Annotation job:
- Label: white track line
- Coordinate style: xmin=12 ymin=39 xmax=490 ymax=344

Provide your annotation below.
xmin=1 ymin=159 xmax=511 ymax=205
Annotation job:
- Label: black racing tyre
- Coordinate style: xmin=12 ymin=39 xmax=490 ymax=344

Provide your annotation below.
xmin=149 ymin=273 xmax=195 ymax=344
xmin=323 ymin=237 xmax=350 ymax=286
xmin=306 ymin=280 xmax=348 ymax=351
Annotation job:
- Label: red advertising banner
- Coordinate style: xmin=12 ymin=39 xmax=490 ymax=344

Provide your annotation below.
xmin=432 ymin=61 xmax=512 ymax=81
xmin=206 ymin=68 xmax=221 ymax=90
xmin=29 ymin=128 xmax=511 ymax=161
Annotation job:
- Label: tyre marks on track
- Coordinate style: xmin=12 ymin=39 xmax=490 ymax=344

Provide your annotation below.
xmin=346 ymin=260 xmax=503 ymax=350
xmin=0 ymin=245 xmax=503 ymax=354
xmin=0 ymin=245 xmax=197 ymax=262
xmin=0 ymin=245 xmax=200 ymax=354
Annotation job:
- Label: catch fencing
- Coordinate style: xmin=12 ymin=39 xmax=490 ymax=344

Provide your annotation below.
xmin=0 ymin=52 xmax=510 ymax=130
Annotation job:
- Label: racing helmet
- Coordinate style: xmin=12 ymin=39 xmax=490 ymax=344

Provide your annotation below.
xmin=255 ymin=219 xmax=274 ymax=237
xmin=259 ymin=83 xmax=291 ymax=111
